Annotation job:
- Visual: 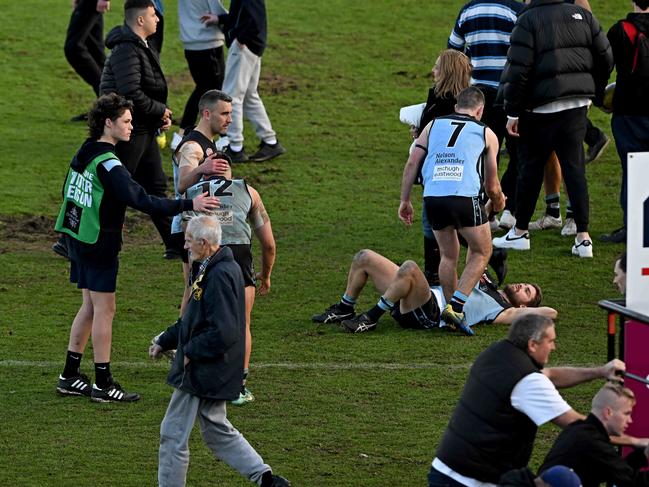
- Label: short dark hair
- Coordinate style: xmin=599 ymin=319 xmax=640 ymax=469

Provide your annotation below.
xmin=125 ymin=0 xmax=154 ymax=24
xmin=529 ymin=283 xmax=543 ymax=307
xmin=456 ymin=86 xmax=485 ymax=110
xmin=88 ymin=94 xmax=133 ymax=140
xmin=507 ymin=314 xmax=554 ymax=351
xmin=616 ymin=251 xmax=627 ymax=272
xmin=198 ymin=90 xmax=233 ymax=113
xmin=634 ymin=0 xmax=649 ymax=10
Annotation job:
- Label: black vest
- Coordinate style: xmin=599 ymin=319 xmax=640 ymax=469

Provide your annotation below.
xmin=436 ymin=340 xmax=541 ymax=483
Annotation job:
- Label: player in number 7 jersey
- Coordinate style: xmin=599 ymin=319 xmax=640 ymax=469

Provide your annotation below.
xmin=399 ymin=86 xmax=505 ymax=335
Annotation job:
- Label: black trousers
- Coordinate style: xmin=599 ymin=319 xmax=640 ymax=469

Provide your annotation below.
xmin=476 ymin=85 xmax=519 ymax=213
xmin=515 ymin=107 xmax=589 ymax=232
xmin=115 ymin=131 xmax=177 ymax=250
xmin=64 ymin=0 xmax=105 ymax=96
xmin=180 ymin=47 xmax=225 ymax=129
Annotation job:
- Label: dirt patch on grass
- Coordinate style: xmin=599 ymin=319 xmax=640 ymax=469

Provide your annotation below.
xmin=0 ymin=213 xmax=160 ymax=253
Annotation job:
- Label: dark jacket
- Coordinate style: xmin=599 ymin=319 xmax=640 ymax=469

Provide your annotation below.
xmin=499 ymin=468 xmax=537 ymax=487
xmin=219 ymin=0 xmax=267 ymax=56
xmin=540 ymin=413 xmax=649 ymax=487
xmin=100 ymin=24 xmax=168 ymax=132
xmin=436 ymin=340 xmax=541 ymax=483
xmin=608 ymin=13 xmax=649 ymax=116
xmin=64 ymin=140 xmax=191 ymax=265
xmin=500 ymin=0 xmax=613 ymax=117
xmin=418 ymin=88 xmax=457 ymax=134
xmin=157 ymin=246 xmax=245 ymax=401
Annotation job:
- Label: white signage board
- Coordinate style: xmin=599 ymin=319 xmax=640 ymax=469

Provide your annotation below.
xmin=626 ymin=153 xmax=649 ymax=315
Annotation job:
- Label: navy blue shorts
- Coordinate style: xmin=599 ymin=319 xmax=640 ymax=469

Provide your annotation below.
xmin=70 ymin=259 xmax=119 ymax=293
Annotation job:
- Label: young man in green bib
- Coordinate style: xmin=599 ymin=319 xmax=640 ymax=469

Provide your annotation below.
xmin=54 ymin=94 xmax=218 ymax=402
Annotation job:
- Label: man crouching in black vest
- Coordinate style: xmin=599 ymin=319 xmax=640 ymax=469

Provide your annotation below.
xmin=428 ymin=314 xmax=624 ymax=487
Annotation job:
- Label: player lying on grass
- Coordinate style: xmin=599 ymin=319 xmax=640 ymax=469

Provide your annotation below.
xmin=312 ymin=249 xmax=556 ymax=335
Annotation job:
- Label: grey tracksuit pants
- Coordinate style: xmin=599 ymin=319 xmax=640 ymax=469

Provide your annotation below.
xmin=158 ymin=388 xmax=270 ymax=486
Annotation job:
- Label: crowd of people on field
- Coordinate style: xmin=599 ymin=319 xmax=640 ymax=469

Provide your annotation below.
xmin=51 ymin=0 xmax=648 ymax=485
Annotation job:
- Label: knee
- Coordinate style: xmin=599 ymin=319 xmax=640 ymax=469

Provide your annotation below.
xmin=352 ymin=249 xmax=373 ymax=267
xmin=397 ymin=260 xmax=420 ymax=279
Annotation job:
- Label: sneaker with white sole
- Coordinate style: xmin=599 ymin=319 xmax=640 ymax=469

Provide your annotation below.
xmin=529 ymin=214 xmax=562 ymax=231
xmin=492 ymin=227 xmax=530 ymax=250
xmin=499 ymin=210 xmax=516 ymax=230
xmin=57 ymin=373 xmax=92 ymax=397
xmin=572 ymin=238 xmax=593 ymax=258
xmin=561 ymin=218 xmax=577 ymax=236
xmin=91 ymin=382 xmax=141 ymax=403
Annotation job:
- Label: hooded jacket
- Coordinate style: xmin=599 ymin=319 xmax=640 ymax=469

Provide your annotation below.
xmin=157 ymin=246 xmax=245 ymax=401
xmin=500 ymin=0 xmax=613 ymax=117
xmin=100 ymin=24 xmax=168 ymax=132
xmin=62 ymin=140 xmax=192 ymax=265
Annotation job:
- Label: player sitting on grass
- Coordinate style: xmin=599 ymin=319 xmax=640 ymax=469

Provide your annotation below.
xmin=312 ymin=249 xmax=556 ymax=335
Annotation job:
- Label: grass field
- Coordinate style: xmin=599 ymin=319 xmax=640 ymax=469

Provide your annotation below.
xmin=0 ymin=1 xmax=629 ymax=485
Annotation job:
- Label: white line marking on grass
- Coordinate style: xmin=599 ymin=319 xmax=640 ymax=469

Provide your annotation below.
xmin=0 ymin=360 xmax=471 ymax=370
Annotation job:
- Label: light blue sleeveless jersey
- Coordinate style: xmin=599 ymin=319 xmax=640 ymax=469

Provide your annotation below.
xmin=422 ymin=114 xmax=487 ymax=198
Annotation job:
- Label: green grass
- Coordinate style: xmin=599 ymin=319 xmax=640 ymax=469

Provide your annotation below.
xmin=0 ymin=1 xmax=629 ymax=485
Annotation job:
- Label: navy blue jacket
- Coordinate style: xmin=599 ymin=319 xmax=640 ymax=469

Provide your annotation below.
xmin=158 ymin=246 xmax=245 ymax=401
xmin=220 ymin=0 xmax=267 ymax=56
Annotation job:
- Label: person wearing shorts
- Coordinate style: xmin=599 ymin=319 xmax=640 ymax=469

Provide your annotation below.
xmin=312 ymin=249 xmax=555 ymax=334
xmin=54 ymin=94 xmax=217 ymax=403
xmin=399 ymin=86 xmax=505 ymax=335
xmin=163 ymin=90 xmax=276 ymax=405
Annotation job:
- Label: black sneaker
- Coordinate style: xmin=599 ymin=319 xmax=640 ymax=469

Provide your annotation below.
xmin=600 ymin=227 xmax=626 ymax=244
xmin=585 ymin=133 xmax=609 ymax=164
xmin=261 ymin=471 xmax=291 ymax=487
xmin=91 ymin=382 xmax=141 ymax=403
xmin=312 ymin=303 xmax=355 ymax=323
xmin=224 ymin=145 xmax=249 ymax=163
xmin=52 ymin=240 xmax=69 ymax=260
xmin=57 ymin=373 xmax=92 ymax=396
xmin=249 ymin=141 xmax=286 ymax=162
xmin=341 ymin=313 xmax=377 ymax=333
xmin=163 ymin=248 xmax=182 ymax=260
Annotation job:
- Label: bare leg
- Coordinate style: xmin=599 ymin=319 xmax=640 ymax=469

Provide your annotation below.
xmin=243 ymin=286 xmax=255 ymax=371
xmin=67 ymin=288 xmax=94 ymax=353
xmin=89 ymin=291 xmax=116 ymax=363
xmin=544 ymin=152 xmax=562 ymax=195
xmin=343 ymin=249 xmax=399 ymax=298
xmin=432 ymin=227 xmax=460 ymax=302
xmin=382 ymin=260 xmax=431 ymax=314
xmin=456 ymin=224 xmax=492 ymax=296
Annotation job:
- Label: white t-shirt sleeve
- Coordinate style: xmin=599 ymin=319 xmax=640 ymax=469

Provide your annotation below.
xmin=510 ymin=372 xmax=571 ymax=426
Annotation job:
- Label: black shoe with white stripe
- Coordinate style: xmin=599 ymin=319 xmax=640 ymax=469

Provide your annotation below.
xmin=341 ymin=313 xmax=378 ymax=333
xmin=91 ymin=382 xmax=140 ymax=403
xmin=57 ymin=373 xmax=92 ymax=396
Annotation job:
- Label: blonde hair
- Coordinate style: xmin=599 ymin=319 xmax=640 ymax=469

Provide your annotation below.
xmin=434 ymin=50 xmax=472 ymax=99
xmin=592 ymin=382 xmax=636 ymax=412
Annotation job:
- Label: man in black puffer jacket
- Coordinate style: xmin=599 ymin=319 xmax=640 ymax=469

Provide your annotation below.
xmin=493 ymin=0 xmax=613 ymax=259
xmin=100 ymin=0 xmax=179 ymax=259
